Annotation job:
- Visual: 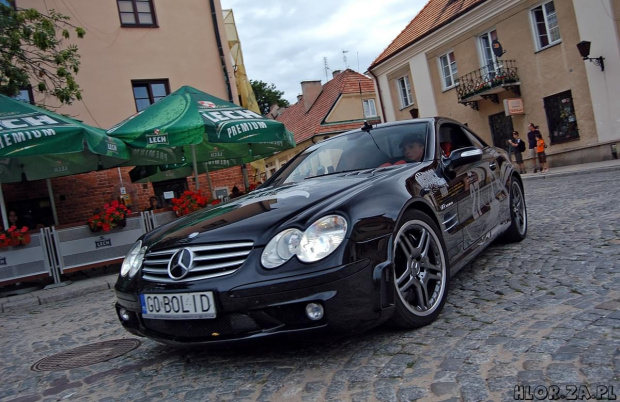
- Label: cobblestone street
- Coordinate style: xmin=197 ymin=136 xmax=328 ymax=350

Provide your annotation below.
xmin=1 ymin=169 xmax=619 ymax=402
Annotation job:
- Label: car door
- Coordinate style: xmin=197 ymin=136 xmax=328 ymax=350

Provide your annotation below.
xmin=454 ymin=126 xmax=506 ymax=249
xmin=433 ymin=122 xmax=488 ymax=259
xmin=443 ymin=124 xmax=498 ymax=251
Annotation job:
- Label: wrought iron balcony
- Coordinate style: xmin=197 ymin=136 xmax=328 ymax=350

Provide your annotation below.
xmin=455 ymin=60 xmax=521 ymax=110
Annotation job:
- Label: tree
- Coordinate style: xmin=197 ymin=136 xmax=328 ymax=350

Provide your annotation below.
xmin=0 ymin=4 xmax=85 ymax=106
xmin=250 ymin=80 xmax=290 ymax=115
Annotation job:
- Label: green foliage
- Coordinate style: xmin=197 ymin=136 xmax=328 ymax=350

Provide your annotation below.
xmin=250 ymin=79 xmax=290 ymax=115
xmin=0 ymin=4 xmax=85 ymax=105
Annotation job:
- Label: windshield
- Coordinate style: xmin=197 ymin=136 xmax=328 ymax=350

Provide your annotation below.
xmin=268 ymin=122 xmax=429 ymax=186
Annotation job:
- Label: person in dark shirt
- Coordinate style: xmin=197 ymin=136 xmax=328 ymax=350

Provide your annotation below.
xmin=145 ymin=196 xmax=160 ymax=211
xmin=508 ymin=130 xmax=526 ymax=174
xmin=230 ymin=186 xmax=244 ymax=199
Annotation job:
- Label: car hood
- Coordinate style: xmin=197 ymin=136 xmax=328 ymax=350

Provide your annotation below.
xmin=145 ymin=170 xmax=399 ymax=250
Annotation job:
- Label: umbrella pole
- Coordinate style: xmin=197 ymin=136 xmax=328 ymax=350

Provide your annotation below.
xmin=203 ymin=162 xmax=214 ymax=199
xmin=46 ymin=179 xmax=59 ymax=226
xmin=0 ymin=182 xmax=8 ymax=229
xmin=191 ymin=145 xmax=200 ymax=190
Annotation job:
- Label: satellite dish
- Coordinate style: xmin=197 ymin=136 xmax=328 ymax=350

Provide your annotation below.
xmin=492 ymin=40 xmax=506 ymax=58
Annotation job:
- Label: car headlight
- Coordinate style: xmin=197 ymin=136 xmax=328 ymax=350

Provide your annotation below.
xmin=120 ymin=240 xmax=147 ymax=278
xmin=261 ymin=215 xmax=347 ymax=269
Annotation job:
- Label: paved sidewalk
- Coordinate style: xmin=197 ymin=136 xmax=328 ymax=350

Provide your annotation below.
xmin=0 ymin=266 xmax=119 ymax=312
xmin=520 ymin=158 xmax=620 ymax=180
xmin=2 ymin=158 xmax=620 ymax=313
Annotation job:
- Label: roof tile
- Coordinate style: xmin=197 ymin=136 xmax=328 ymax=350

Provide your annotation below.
xmin=276 ymin=69 xmax=376 ymax=144
xmin=370 ymin=0 xmax=486 ymax=68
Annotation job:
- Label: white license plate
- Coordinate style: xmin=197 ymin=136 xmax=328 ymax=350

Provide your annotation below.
xmin=140 ymin=291 xmax=216 ymax=320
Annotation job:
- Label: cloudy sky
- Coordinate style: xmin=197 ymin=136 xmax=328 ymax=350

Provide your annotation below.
xmin=219 ymin=0 xmax=428 ymax=104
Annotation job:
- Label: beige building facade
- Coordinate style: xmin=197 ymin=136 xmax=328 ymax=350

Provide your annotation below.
xmin=370 ymin=0 xmax=620 ymax=167
xmin=4 ymin=0 xmax=244 ymax=226
xmin=18 ymin=0 xmax=238 ymax=126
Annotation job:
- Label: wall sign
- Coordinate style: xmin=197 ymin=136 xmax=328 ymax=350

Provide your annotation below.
xmin=504 ymin=98 xmax=524 ymax=115
xmin=95 ymin=236 xmax=112 ymax=249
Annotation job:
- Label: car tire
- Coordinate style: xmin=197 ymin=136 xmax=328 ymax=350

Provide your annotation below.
xmin=389 ymin=210 xmax=449 ymax=329
xmin=501 ymin=176 xmax=527 ymax=242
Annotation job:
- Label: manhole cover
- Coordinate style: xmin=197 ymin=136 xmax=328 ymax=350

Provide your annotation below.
xmin=31 ymin=339 xmax=141 ymax=371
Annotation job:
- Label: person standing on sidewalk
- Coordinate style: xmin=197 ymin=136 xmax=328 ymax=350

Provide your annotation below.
xmin=535 ymin=132 xmax=549 ymax=173
xmin=508 ymin=130 xmax=526 ymax=174
xmin=527 ymin=123 xmax=541 ymax=173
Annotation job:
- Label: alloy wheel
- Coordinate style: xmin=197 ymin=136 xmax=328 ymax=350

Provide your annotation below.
xmin=393 ymin=220 xmax=447 ymax=317
xmin=511 ymin=181 xmax=527 ymax=236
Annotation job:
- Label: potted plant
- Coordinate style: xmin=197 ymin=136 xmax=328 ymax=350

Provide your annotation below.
xmin=0 ymin=225 xmax=31 ymax=248
xmin=87 ymin=200 xmax=131 ymax=232
xmin=491 ymin=75 xmax=505 ymax=87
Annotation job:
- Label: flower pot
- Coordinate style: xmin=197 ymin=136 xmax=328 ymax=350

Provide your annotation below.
xmin=19 ymin=233 xmax=31 ymax=246
xmin=0 ymin=237 xmax=26 ymax=248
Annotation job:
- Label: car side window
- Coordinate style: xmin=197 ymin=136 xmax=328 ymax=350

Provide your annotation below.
xmin=450 ymin=126 xmax=475 ymax=150
xmin=462 ymin=127 xmax=488 ymax=148
xmin=439 ymin=123 xmax=474 ymax=157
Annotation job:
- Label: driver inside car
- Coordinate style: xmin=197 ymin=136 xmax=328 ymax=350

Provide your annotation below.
xmin=380 ymin=133 xmax=425 ymax=167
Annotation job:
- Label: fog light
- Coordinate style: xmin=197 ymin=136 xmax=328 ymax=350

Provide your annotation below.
xmin=119 ymin=308 xmax=131 ymax=321
xmin=305 ymin=303 xmax=324 ymax=321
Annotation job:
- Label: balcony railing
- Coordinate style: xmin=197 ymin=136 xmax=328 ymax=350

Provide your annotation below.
xmin=455 ymin=60 xmax=521 ymax=110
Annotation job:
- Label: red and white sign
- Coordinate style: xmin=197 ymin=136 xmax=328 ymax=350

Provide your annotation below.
xmin=504 ymin=98 xmax=524 ymax=115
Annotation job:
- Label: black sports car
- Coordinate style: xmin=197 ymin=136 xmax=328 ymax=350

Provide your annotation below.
xmin=115 ymin=117 xmax=527 ymax=345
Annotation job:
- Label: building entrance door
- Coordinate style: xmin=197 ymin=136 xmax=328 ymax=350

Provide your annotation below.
xmin=152 ymin=178 xmax=189 ymax=208
xmin=488 ymin=112 xmax=514 ymax=154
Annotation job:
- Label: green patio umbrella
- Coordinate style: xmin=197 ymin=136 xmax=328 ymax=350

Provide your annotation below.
xmin=107 ymin=86 xmax=295 ymax=189
xmin=0 ymin=94 xmax=131 ymax=227
xmin=129 ymin=158 xmax=247 ymax=184
xmin=124 ymin=140 xmax=283 ymax=166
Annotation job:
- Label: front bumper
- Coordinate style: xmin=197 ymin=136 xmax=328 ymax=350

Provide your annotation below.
xmin=115 ymin=258 xmax=394 ymax=345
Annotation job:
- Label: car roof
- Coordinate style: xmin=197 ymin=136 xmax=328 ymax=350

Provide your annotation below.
xmin=330 ymin=117 xmax=465 ymax=137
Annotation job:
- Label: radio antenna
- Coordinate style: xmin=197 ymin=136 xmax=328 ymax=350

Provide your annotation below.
xmin=324 ymin=57 xmax=330 ymax=81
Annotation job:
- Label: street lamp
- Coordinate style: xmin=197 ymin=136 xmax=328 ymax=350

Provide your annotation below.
xmin=576 ymin=41 xmax=605 ymax=71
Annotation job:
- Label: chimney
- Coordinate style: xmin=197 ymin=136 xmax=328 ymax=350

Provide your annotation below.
xmin=300 ymin=80 xmax=322 ymax=112
xmin=332 ymin=70 xmax=342 ymax=78
xmin=297 ymin=94 xmax=303 ymax=103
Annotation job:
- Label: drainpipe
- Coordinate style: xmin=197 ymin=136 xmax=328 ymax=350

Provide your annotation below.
xmin=210 ymin=0 xmax=234 ymax=103
xmin=368 ymin=69 xmax=386 ymax=123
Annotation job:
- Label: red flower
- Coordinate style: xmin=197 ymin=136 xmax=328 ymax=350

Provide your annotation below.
xmin=171 ymin=190 xmax=212 ymax=217
xmin=87 ymin=200 xmax=131 ymax=232
xmin=0 ymin=225 xmax=29 ymax=245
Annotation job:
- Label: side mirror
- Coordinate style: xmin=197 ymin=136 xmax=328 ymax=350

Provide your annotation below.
xmin=444 ymin=147 xmax=483 ymax=171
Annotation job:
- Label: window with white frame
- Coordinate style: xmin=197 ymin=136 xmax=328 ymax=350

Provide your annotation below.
xmin=439 ymin=51 xmax=458 ymax=89
xmin=397 ymin=75 xmax=413 ymax=109
xmin=363 ymin=99 xmax=377 ymax=117
xmin=531 ymin=1 xmax=561 ymax=50
xmin=479 ymin=30 xmax=500 ymax=78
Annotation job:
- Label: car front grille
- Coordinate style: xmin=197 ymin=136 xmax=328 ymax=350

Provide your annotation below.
xmin=143 ymin=314 xmax=262 ymax=339
xmin=141 ymin=242 xmax=254 ymax=283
